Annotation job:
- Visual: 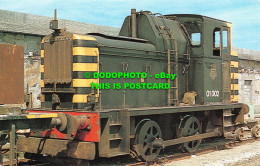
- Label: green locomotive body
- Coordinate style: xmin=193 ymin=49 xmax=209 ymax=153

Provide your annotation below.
xmin=16 ymin=10 xmax=258 ymax=163
xmin=40 ymin=11 xmax=238 ymax=110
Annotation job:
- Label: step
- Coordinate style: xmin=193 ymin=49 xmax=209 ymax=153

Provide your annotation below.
xmin=223 ymin=109 xmax=232 ymax=115
xmin=110 ymin=152 xmax=129 ymax=157
xmin=170 ymin=87 xmax=177 ymax=89
xmin=223 ymin=114 xmax=235 ymax=117
xmin=109 ymin=123 xmax=122 ymax=126
xmin=130 ymin=135 xmax=135 ymax=139
xmin=223 ymin=124 xmax=235 ymax=127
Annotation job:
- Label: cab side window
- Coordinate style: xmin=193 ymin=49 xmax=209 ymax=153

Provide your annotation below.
xmin=191 ymin=33 xmax=201 ymax=46
xmin=213 ymin=28 xmax=221 ymax=56
xmin=222 ymin=29 xmax=228 ymax=54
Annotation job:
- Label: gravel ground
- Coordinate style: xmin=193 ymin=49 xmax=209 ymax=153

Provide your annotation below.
xmin=230 ymin=154 xmax=260 ymax=166
xmin=165 ymin=140 xmax=260 ymax=166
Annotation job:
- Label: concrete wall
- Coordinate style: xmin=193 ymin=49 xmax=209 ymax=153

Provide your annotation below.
xmin=233 ymin=47 xmax=260 ymax=115
xmin=0 ymin=9 xmax=120 ymax=108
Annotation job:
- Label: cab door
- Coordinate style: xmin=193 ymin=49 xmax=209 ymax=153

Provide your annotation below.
xmin=221 ymin=27 xmax=231 ymax=104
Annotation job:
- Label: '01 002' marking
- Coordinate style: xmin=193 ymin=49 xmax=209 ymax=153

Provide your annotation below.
xmin=206 ymin=90 xmax=219 ymax=97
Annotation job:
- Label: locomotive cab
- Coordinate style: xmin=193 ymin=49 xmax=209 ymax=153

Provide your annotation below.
xmin=164 ymin=14 xmax=238 ymax=105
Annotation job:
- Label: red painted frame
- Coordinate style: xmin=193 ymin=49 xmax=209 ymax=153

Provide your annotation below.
xmin=28 ymin=110 xmax=100 ymax=142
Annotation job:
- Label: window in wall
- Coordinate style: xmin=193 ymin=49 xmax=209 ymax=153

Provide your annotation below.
xmin=191 ymin=33 xmax=201 ymax=46
xmin=183 ymin=20 xmax=202 ymax=47
xmin=222 ymin=30 xmax=228 ymax=54
xmin=213 ymin=28 xmax=221 ymax=56
xmin=244 ymin=80 xmax=253 ymax=104
xmin=244 ymin=80 xmax=252 ymax=85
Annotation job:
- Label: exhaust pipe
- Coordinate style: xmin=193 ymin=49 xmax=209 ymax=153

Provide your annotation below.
xmin=131 ymin=9 xmax=137 ymax=38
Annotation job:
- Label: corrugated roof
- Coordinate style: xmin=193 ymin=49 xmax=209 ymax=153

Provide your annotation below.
xmin=233 ymin=47 xmax=260 ymax=61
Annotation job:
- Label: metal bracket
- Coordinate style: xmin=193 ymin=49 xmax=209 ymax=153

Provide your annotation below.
xmin=121 ymin=63 xmax=128 ymax=72
xmin=145 ymin=64 xmax=152 ymax=73
xmin=99 ymin=62 xmax=103 ymax=71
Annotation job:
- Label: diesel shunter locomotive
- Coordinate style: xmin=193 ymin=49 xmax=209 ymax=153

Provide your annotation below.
xmin=17 ymin=9 xmax=260 ymax=163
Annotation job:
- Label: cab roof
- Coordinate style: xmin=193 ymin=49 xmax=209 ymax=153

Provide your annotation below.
xmin=164 ymin=14 xmax=231 ymax=24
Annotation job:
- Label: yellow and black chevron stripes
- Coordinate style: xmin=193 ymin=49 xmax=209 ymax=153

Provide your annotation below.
xmin=41 ymin=42 xmax=45 ymax=88
xmin=41 ymin=65 xmax=44 ymax=73
xmin=41 ymin=80 xmax=44 ymax=88
xmin=72 ymin=34 xmax=99 ymax=109
xmin=73 ymin=94 xmax=88 ymax=103
xmin=26 ymin=113 xmax=58 ymax=119
xmin=40 ymin=40 xmax=45 ymax=108
xmin=231 ymin=51 xmax=238 ymax=103
xmin=41 ymin=42 xmax=44 ymax=57
xmin=41 ymin=50 xmax=44 ymax=58
xmin=73 ymin=47 xmax=98 ymax=56
xmin=231 ymin=95 xmax=238 ymax=102
xmin=231 ymin=61 xmax=238 ymax=68
xmin=73 ymin=63 xmax=98 ymax=72
xmin=73 ymin=79 xmax=98 ymax=87
xmin=72 ymin=94 xmax=99 ymax=103
xmin=223 ymin=24 xmax=238 ymax=103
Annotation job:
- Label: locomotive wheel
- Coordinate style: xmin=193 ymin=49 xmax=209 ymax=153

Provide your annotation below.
xmin=235 ymin=127 xmax=244 ymax=141
xmin=135 ymin=120 xmax=162 ymax=161
xmin=251 ymin=124 xmax=260 ymax=138
xmin=179 ymin=116 xmax=202 ymax=152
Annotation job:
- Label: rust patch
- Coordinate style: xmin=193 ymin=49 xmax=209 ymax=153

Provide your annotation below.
xmin=44 ymin=39 xmax=72 ymax=83
xmin=0 ymin=44 xmax=24 ymax=104
xmin=16 ymin=136 xmax=96 ymax=160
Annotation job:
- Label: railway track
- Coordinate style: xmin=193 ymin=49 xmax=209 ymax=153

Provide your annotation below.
xmin=126 ymin=138 xmax=260 ymax=166
xmin=126 ymin=124 xmax=260 ymax=166
xmin=2 ymin=121 xmax=259 ymax=166
xmin=4 ymin=136 xmax=257 ymax=166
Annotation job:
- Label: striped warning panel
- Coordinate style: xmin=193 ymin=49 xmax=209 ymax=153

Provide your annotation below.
xmin=230 ymin=51 xmax=239 ymax=103
xmin=40 ymin=41 xmax=45 ymax=106
xmin=72 ymin=34 xmax=99 ymax=109
xmin=41 ymin=42 xmax=44 ymax=88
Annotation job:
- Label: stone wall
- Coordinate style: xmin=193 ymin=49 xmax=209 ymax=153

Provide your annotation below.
xmin=0 ymin=31 xmax=42 ymax=107
xmin=233 ymin=47 xmax=260 ymax=115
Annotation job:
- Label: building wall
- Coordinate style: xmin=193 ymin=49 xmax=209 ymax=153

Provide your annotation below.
xmin=239 ymin=71 xmax=260 ymax=115
xmin=234 ymin=47 xmax=260 ymax=115
xmin=0 ymin=9 xmax=120 ymax=108
xmin=0 ymin=31 xmax=42 ymax=107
